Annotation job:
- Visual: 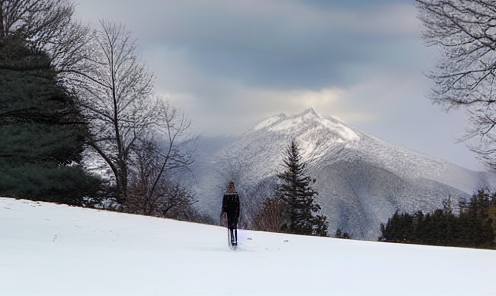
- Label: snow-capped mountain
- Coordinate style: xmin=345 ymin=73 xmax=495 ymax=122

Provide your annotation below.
xmin=194 ymin=108 xmax=494 ymax=240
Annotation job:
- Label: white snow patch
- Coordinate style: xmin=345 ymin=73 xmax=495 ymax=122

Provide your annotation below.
xmin=253 ymin=114 xmax=285 ymax=131
xmin=320 ymin=117 xmax=360 ymax=142
xmin=1 ymin=197 xmax=495 ymax=296
xmin=264 ymin=109 xmax=360 ymax=143
xmin=268 ymin=117 xmax=302 ymax=132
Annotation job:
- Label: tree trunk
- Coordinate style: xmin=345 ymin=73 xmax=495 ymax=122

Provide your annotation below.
xmin=0 ymin=0 xmax=5 ymax=40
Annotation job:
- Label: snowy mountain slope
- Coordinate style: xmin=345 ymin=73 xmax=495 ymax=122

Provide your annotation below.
xmin=1 ymin=197 xmax=495 ymax=296
xmin=195 ymin=108 xmax=494 ymax=240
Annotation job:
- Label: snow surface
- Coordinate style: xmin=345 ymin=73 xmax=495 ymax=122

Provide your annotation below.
xmin=1 ymin=197 xmax=495 ymax=296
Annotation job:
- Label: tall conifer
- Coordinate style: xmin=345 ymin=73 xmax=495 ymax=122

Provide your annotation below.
xmin=276 ymin=139 xmax=328 ymax=236
xmin=0 ymin=37 xmax=104 ymax=205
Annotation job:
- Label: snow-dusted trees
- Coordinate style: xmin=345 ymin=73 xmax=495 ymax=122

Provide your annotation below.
xmin=0 ymin=0 xmax=198 ymax=217
xmin=416 ymin=0 xmax=496 ymax=171
xmin=75 ymin=20 xmax=155 ymax=205
xmin=75 ymin=20 xmax=198 ymax=213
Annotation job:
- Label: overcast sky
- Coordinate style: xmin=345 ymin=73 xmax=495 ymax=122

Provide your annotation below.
xmin=75 ymin=0 xmax=484 ymax=171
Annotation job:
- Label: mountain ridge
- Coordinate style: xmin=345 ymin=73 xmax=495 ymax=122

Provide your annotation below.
xmin=194 ymin=108 xmax=494 ymax=240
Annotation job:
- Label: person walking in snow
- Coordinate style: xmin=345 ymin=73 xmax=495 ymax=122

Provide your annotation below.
xmin=221 ymin=181 xmax=240 ymax=247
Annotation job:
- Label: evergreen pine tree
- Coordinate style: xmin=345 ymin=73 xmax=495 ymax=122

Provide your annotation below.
xmin=0 ymin=36 xmax=104 ymax=206
xmin=276 ymin=139 xmax=328 ymax=236
xmin=465 ymin=190 xmax=495 ymax=249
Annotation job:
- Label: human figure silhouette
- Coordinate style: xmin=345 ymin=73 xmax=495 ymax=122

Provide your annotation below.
xmin=222 ymin=181 xmax=240 ymax=246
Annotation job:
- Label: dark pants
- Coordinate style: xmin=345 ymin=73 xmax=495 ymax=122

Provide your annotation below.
xmin=227 ymin=215 xmax=238 ymax=230
xmin=229 ymin=225 xmax=237 ymax=245
xmin=227 ymin=215 xmax=238 ymax=245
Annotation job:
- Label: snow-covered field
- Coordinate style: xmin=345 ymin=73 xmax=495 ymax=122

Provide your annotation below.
xmin=1 ymin=197 xmax=495 ymax=296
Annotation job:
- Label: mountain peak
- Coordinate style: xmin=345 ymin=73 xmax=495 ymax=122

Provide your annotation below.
xmin=298 ymin=107 xmax=319 ymax=119
xmin=252 ymin=108 xmax=321 ymax=132
xmin=250 ymin=108 xmax=361 ymax=146
xmin=253 ymin=108 xmax=343 ymax=133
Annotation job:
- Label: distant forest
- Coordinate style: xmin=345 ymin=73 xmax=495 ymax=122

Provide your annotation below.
xmin=379 ymin=189 xmax=496 ymax=250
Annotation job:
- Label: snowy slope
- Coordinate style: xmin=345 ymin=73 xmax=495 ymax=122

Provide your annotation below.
xmin=1 ymin=197 xmax=495 ymax=296
xmin=195 ymin=108 xmax=495 ymax=240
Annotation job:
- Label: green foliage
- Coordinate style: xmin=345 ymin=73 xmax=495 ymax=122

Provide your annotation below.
xmin=379 ymin=191 xmax=496 ymax=249
xmin=276 ymin=139 xmax=328 ymax=236
xmin=0 ymin=37 xmax=86 ymax=163
xmin=0 ymin=164 xmax=105 ymax=207
xmin=0 ymin=37 xmax=104 ymax=205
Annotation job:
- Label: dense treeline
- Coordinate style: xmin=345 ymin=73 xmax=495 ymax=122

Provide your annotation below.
xmin=379 ymin=190 xmax=496 ymax=249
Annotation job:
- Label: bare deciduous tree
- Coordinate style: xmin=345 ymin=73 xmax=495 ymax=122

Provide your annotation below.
xmin=126 ymin=102 xmax=198 ymax=217
xmin=1 ymin=2 xmax=200 ymax=216
xmin=253 ymin=195 xmax=283 ymax=232
xmin=127 ymin=174 xmax=198 ymax=220
xmin=76 ymin=20 xmax=155 ymax=205
xmin=416 ymin=0 xmax=496 ymax=170
xmin=0 ymin=0 xmax=90 ymax=78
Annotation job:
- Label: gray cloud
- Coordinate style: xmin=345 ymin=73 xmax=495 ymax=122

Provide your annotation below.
xmin=78 ymin=0 xmax=422 ymax=88
xmin=74 ymin=0 xmax=484 ymax=171
xmin=161 ymin=1 xmax=420 ymax=89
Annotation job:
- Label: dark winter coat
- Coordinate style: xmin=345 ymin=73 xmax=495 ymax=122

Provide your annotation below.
xmin=222 ymin=193 xmax=240 ymax=229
